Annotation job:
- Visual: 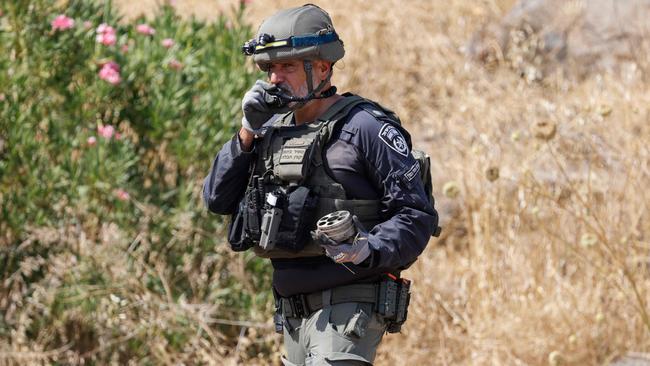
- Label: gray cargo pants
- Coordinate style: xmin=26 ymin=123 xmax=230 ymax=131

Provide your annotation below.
xmin=280 ymin=290 xmax=387 ymax=366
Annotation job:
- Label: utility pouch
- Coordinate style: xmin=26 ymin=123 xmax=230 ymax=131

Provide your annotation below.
xmin=376 ymin=274 xmax=412 ymax=333
xmin=244 ymin=176 xmax=263 ymax=240
xmin=274 ymin=186 xmax=318 ymax=252
xmin=227 ymin=199 xmax=254 ymax=252
xmin=259 ymin=191 xmax=284 ymax=250
xmin=228 ymin=175 xmax=263 ymax=251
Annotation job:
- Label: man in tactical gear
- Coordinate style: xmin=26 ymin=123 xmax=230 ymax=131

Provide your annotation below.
xmin=203 ymin=4 xmax=439 ymax=365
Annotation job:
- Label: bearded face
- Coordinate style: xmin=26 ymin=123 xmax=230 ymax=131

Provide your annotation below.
xmin=263 ymin=59 xmax=332 ymax=109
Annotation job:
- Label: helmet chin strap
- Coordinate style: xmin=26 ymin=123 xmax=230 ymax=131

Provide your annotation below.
xmin=264 ymin=60 xmax=337 ymax=110
xmin=286 ymin=60 xmax=334 ymax=110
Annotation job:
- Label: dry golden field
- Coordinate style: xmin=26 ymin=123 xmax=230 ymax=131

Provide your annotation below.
xmin=111 ymin=1 xmax=650 ymax=364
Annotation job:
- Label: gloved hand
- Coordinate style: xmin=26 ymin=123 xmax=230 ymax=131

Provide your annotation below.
xmin=312 ymin=216 xmax=372 ymax=265
xmin=241 ymin=80 xmax=290 ymax=133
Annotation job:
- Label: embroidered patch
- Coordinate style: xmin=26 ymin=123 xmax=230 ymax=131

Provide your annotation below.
xmin=379 ymin=124 xmax=409 ymax=157
xmin=404 ymin=161 xmax=420 ymax=182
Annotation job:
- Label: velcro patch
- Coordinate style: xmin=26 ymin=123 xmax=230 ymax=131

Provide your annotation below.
xmin=404 ymin=161 xmax=420 ymax=182
xmin=280 ymin=148 xmax=306 ymax=163
xmin=379 ymin=124 xmax=409 ymax=157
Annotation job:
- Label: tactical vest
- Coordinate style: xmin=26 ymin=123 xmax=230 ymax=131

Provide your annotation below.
xmin=228 ymin=93 xmax=437 ymax=259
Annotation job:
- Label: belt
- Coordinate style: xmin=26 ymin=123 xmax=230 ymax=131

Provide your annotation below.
xmin=278 ymin=283 xmax=377 ymax=319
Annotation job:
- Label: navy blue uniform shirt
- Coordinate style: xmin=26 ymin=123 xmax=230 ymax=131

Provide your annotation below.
xmin=203 ymin=105 xmax=439 ymax=296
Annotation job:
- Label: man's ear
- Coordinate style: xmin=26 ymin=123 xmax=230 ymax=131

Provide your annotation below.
xmin=316 ymin=60 xmax=332 ymax=79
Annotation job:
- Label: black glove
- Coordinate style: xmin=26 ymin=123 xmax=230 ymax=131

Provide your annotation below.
xmin=241 ymin=80 xmax=290 ymax=133
xmin=312 ymin=216 xmax=372 ymax=265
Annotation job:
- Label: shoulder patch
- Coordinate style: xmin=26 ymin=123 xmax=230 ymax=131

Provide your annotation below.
xmin=378 ymin=124 xmax=409 ymax=157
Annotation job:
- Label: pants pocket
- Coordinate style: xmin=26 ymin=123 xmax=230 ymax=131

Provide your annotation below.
xmin=328 ymin=303 xmax=372 ymax=341
xmin=309 ymin=304 xmax=385 ymax=365
xmin=281 ymin=354 xmax=303 ymax=366
xmin=342 ymin=307 xmax=371 ymax=339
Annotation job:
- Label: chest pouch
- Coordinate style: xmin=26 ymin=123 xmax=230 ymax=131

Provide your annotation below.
xmin=274 ymin=185 xmax=318 ymax=252
xmin=276 ymin=138 xmax=312 ymax=182
xmin=228 ymin=174 xmax=265 ymax=251
xmin=228 ymin=198 xmax=255 ymax=252
xmin=249 ymin=185 xmax=320 ymax=252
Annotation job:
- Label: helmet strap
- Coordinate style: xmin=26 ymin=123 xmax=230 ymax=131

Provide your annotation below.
xmin=273 ymin=60 xmax=335 ymax=111
xmin=290 ymin=59 xmax=333 ymax=107
xmin=304 ymin=60 xmax=315 ymax=96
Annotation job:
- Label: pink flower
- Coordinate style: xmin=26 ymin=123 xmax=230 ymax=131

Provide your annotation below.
xmin=83 ymin=21 xmax=92 ymax=30
xmin=87 ymin=136 xmax=97 ymax=146
xmin=114 ymin=189 xmax=130 ymax=201
xmin=51 ymin=15 xmax=75 ymax=31
xmin=98 ymin=61 xmax=121 ymax=85
xmin=97 ymin=32 xmax=117 ymax=46
xmin=96 ymin=23 xmax=117 ymax=46
xmin=168 ymin=59 xmax=183 ymax=71
xmin=96 ymin=23 xmax=110 ymax=33
xmin=98 ymin=125 xmax=115 ymax=139
xmin=136 ymin=24 xmax=155 ymax=36
xmin=121 ymin=43 xmax=129 ymax=53
xmin=103 ymin=61 xmax=120 ymax=72
xmin=161 ymin=38 xmax=175 ymax=48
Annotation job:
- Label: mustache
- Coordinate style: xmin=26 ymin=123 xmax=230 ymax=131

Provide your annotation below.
xmin=274 ymin=83 xmax=294 ymax=95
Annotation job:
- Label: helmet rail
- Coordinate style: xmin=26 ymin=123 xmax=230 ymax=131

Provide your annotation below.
xmin=242 ymin=30 xmax=340 ymax=56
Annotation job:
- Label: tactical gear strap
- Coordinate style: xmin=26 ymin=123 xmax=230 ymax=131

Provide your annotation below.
xmin=279 ymin=283 xmax=377 ymax=318
xmin=304 ymin=60 xmax=314 ymax=96
xmin=278 ymin=276 xmax=413 ymax=333
xmin=317 ymin=93 xmax=366 ymax=122
xmin=286 ymin=61 xmax=335 ymax=107
xmin=311 ymin=94 xmax=375 ymax=163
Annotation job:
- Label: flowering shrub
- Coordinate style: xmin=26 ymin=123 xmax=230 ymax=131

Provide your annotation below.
xmin=0 ymin=0 xmax=271 ymax=363
xmin=95 ymin=23 xmax=117 ymax=45
xmin=135 ymin=23 xmax=156 ymax=36
xmin=161 ymin=37 xmax=175 ymax=48
xmin=51 ymin=14 xmax=75 ymax=31
xmin=98 ymin=60 xmax=121 ymax=84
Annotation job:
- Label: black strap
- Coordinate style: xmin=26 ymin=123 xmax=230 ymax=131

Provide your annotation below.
xmin=280 ymin=283 xmax=377 ymax=318
xmin=356 ymin=103 xmax=412 ymax=150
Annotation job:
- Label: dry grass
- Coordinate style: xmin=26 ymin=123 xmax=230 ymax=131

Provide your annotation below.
xmin=110 ymin=1 xmax=650 ymax=364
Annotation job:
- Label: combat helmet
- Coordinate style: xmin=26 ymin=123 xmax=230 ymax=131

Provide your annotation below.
xmin=242 ymin=4 xmax=344 ymax=103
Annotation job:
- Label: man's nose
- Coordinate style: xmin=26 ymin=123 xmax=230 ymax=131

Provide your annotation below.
xmin=269 ymin=70 xmax=283 ymax=84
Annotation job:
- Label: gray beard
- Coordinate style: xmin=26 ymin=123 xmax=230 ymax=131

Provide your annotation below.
xmin=277 ymin=83 xmax=309 ymax=111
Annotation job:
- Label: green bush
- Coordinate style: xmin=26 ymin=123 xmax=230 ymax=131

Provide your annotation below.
xmin=0 ymin=0 xmax=273 ymax=363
